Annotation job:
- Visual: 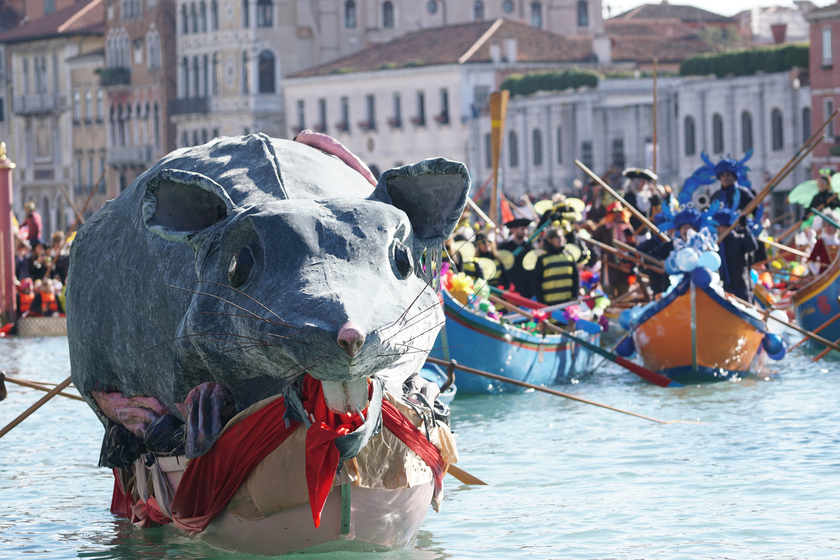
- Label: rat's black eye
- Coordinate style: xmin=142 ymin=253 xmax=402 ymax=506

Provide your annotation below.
xmin=228 ymin=247 xmax=254 ymax=288
xmin=393 ymin=241 xmax=413 ymax=279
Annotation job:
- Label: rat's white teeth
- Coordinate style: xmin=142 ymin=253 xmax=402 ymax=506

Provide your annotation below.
xmin=320 ymin=377 xmax=369 ymax=415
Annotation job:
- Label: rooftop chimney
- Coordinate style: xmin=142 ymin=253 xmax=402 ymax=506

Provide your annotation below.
xmin=592 ymin=35 xmax=611 ymax=64
xmin=490 ymin=43 xmax=502 ymax=64
xmin=504 ymin=38 xmax=517 ymax=63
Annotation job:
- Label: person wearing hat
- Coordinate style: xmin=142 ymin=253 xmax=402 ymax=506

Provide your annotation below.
xmin=498 ymin=218 xmax=536 ymax=298
xmin=592 ymin=202 xmax=636 ymax=297
xmin=714 ymin=209 xmax=758 ymax=302
xmin=534 ymin=226 xmax=579 ymax=306
xmin=806 ymin=170 xmax=839 ymax=219
xmin=639 ymin=208 xmax=701 ymax=294
xmin=710 ymin=157 xmax=754 ymax=212
xmin=22 ymin=201 xmax=42 ymax=245
xmin=622 ymin=168 xmax=659 ymax=232
xmin=475 ymin=232 xmax=510 ymax=288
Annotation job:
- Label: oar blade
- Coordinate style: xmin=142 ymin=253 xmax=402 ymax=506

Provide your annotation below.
xmin=615 ymin=356 xmax=683 ymax=388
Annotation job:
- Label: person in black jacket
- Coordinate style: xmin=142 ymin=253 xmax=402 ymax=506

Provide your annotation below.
xmin=714 ymin=210 xmax=758 ymax=303
xmin=806 ymin=172 xmax=839 ymax=218
xmin=710 ymin=157 xmax=754 ymax=212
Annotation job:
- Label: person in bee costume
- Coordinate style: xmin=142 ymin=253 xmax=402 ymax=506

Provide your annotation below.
xmin=475 ymin=232 xmax=510 ymax=288
xmin=534 ymin=226 xmax=580 ymax=306
xmin=536 ymin=195 xmax=591 ymax=267
xmin=497 ymin=218 xmax=536 ymax=298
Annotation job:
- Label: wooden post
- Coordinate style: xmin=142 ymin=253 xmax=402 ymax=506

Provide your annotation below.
xmin=0 ymin=143 xmax=16 ymax=324
xmin=489 ymin=90 xmax=509 ymax=226
xmin=652 ymin=58 xmax=658 ymax=176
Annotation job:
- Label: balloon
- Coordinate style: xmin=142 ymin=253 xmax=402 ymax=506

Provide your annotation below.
xmin=596 ymin=296 xmax=610 ymax=309
xmin=616 ymin=336 xmax=636 ymax=357
xmin=670 ymin=274 xmax=683 ymax=287
xmin=751 ymin=269 xmax=759 ymax=283
xmin=759 ymin=272 xmax=773 ymax=288
xmin=577 ymin=318 xmax=602 ymax=334
xmin=664 ymin=256 xmax=680 ymax=275
xmin=675 ymin=248 xmax=700 ymax=272
xmin=767 ymin=309 xmax=789 ymax=335
xmin=771 ymin=260 xmax=783 ymax=270
xmin=691 ymin=266 xmax=713 ymax=288
xmin=696 ymin=251 xmax=721 ymax=271
xmin=619 ymin=308 xmax=635 ymax=330
xmin=762 ymin=333 xmax=784 ymax=355
xmin=767 ymin=347 xmax=786 ymax=361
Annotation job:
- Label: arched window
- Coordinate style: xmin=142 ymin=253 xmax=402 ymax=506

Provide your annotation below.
xmin=212 ymin=53 xmax=220 ymax=95
xmin=96 ymin=90 xmax=104 ymax=121
xmin=803 ymin=107 xmax=812 ymax=144
xmin=258 ymin=50 xmax=275 ymax=93
xmin=741 ymin=111 xmax=753 ymax=152
xmin=181 ymin=57 xmax=189 ymax=97
xmin=577 ymin=1 xmax=588 ymax=27
xmin=242 ymin=0 xmax=249 ymax=27
xmin=202 ymin=54 xmax=209 ymax=96
xmin=556 ymin=126 xmax=563 ymax=163
xmin=345 ymin=0 xmax=356 ymax=28
xmin=712 ymin=113 xmax=724 ymax=154
xmin=474 ymin=1 xmax=484 ymax=20
xmin=484 ymin=132 xmax=492 ymax=168
xmin=199 ymin=1 xmax=207 ymax=32
xmin=684 ymin=116 xmax=696 ymax=156
xmin=202 ymin=129 xmax=208 ymax=144
xmin=190 ymin=3 xmax=198 ymax=33
xmin=382 ymin=1 xmax=394 ymax=28
xmin=531 ymin=2 xmax=542 ymax=28
xmin=85 ymin=90 xmax=92 ymax=123
xmin=772 ymin=108 xmax=784 ymax=151
xmin=22 ymin=59 xmax=28 ymax=95
xmin=73 ymin=91 xmax=81 ymax=123
xmin=257 ymin=0 xmax=272 ymax=27
xmin=509 ymin=130 xmax=519 ymax=168
xmin=242 ymin=51 xmax=250 ymax=94
xmin=153 ymin=103 xmax=160 ymax=149
xmin=210 ymin=0 xmax=218 ymax=30
xmin=533 ymin=128 xmax=543 ymax=165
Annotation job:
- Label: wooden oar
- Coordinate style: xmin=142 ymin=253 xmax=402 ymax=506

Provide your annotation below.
xmin=580 ymin=236 xmax=666 ymax=274
xmin=779 ymin=192 xmax=840 ymax=242
xmin=2 ymin=376 xmax=84 ymax=401
xmin=466 ymin=197 xmax=498 ymax=231
xmin=0 ymin=376 xmax=73 ymax=439
xmin=575 ymin=159 xmax=670 ymax=243
xmin=730 ymin=295 xmax=840 ymax=354
xmin=488 ymin=295 xmax=682 ymax=388
xmin=447 ymin=464 xmax=487 ymax=485
xmin=810 ymin=207 xmax=840 ymax=230
xmin=426 ymin=356 xmax=672 ymax=423
xmin=760 ymin=237 xmax=810 ymax=259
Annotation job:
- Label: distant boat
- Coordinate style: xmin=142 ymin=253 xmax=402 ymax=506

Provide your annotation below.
xmin=17 ymin=316 xmax=67 ymax=337
xmin=630 ymin=278 xmax=768 ymax=383
xmin=430 ymin=288 xmax=599 ymax=393
xmin=793 ymin=253 xmax=840 ymax=352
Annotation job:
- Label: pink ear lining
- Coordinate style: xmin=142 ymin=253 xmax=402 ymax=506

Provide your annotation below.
xmin=294 ymin=129 xmax=377 ymax=187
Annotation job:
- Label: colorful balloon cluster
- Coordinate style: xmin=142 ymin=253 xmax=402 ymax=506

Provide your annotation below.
xmin=664 ymin=228 xmax=722 ymax=289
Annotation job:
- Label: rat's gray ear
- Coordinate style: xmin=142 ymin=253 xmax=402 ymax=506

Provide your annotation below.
xmin=142 ymin=168 xmax=236 ymax=246
xmin=370 ymin=158 xmax=470 ymax=280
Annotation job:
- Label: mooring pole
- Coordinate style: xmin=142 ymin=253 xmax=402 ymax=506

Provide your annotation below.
xmin=0 ymin=143 xmax=16 ymax=324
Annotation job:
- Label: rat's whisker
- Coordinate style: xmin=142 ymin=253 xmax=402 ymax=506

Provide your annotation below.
xmin=195 ymin=280 xmax=297 ymax=329
xmin=196 ymin=311 xmax=289 ymax=328
xmin=139 ymin=332 xmax=272 ymax=355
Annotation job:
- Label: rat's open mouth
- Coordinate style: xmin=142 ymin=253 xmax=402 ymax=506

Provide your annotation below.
xmin=320 ymin=377 xmax=370 ymax=415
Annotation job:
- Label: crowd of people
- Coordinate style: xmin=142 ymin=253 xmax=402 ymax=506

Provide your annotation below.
xmin=11 ymin=201 xmax=70 ymax=319
xmin=444 ymin=158 xmax=836 ymax=311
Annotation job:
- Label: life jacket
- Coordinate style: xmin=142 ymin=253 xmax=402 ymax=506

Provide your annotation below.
xmin=18 ymin=292 xmax=34 ymax=313
xmin=40 ymin=291 xmax=57 ymax=314
xmin=538 ymin=252 xmax=576 ymax=304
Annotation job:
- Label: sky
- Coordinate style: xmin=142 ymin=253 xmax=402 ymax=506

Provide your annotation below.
xmin=603 ymin=0 xmax=838 ymax=18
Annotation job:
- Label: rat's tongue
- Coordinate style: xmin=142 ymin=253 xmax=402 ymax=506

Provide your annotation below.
xmin=320 ymin=377 xmax=369 ymax=415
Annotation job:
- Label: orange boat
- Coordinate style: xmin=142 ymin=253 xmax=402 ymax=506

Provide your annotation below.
xmin=629 ymin=278 xmax=768 ymax=383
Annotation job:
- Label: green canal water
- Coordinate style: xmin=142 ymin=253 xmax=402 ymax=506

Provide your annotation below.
xmin=1 ymin=335 xmax=839 ymax=559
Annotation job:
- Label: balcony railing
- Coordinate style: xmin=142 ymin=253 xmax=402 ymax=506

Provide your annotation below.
xmin=169 ymin=97 xmax=210 ymax=116
xmin=14 ymin=93 xmax=68 ymax=115
xmin=108 ymin=144 xmax=154 ymax=166
xmin=97 ymin=67 xmax=131 ymax=87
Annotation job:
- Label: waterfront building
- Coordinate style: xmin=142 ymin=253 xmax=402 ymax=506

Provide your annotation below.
xmin=0 ymin=0 xmax=105 ymax=237
xmin=806 ymin=2 xmax=840 ymax=171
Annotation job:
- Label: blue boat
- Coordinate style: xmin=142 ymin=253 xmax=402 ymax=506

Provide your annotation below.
xmin=429 ymin=289 xmax=599 ymax=393
xmin=793 ymin=254 xmax=840 ymax=352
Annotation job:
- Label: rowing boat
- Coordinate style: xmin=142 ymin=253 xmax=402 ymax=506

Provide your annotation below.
xmin=430 ymin=288 xmax=599 ymax=392
xmin=793 ymin=252 xmax=840 ymax=352
xmin=628 ymin=278 xmax=768 ymax=383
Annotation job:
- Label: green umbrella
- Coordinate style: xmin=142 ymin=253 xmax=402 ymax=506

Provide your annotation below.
xmin=787 ymin=173 xmax=840 ymax=205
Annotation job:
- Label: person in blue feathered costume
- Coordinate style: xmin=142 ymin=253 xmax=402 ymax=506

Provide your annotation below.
xmin=637 ymin=208 xmax=701 ymax=294
xmin=710 ymin=157 xmax=755 ymax=212
xmin=713 ymin=208 xmax=758 ymax=303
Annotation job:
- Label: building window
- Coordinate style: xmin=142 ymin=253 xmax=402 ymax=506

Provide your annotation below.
xmin=438 ymin=88 xmax=449 ymax=124
xmin=415 ymin=91 xmax=425 ymax=125
xmin=533 ymin=129 xmax=543 ymax=165
xmin=474 ymin=1 xmax=484 ymax=20
xmin=345 ymin=0 xmax=356 ymax=28
xmin=556 ymin=127 xmax=562 ymax=163
xmin=202 ymin=54 xmax=209 ymax=96
xmin=684 ymin=116 xmax=696 ymax=156
xmin=428 ymin=0 xmax=439 ymax=13
xmin=212 ymin=53 xmax=219 ymax=95
xmin=712 ymin=113 xmax=724 ymax=154
xmin=484 ymin=133 xmax=492 ymax=168
xmin=200 ymin=1 xmax=207 ymax=32
xmin=242 ymin=51 xmax=250 ymax=94
xmin=391 ymin=92 xmax=401 ymax=127
xmin=181 ymin=4 xmax=188 ymax=34
xmin=823 ymin=27 xmax=833 ymax=65
xmin=502 ymin=0 xmax=513 ymax=13
xmin=380 ymin=1 xmax=394 ymax=28
xmin=257 ymin=0 xmax=272 ymax=27
xmin=581 ymin=140 xmax=593 ymax=169
xmin=741 ymin=111 xmax=753 ymax=152
xmin=340 ymin=97 xmax=349 ymax=131
xmin=771 ymin=108 xmax=784 ymax=151
xmin=530 ymin=2 xmax=542 ymax=28
xmin=803 ymin=107 xmax=811 ymax=144
xmin=192 ymin=130 xmax=199 ymax=146
xmin=192 ymin=56 xmax=199 ymax=97
xmin=243 ymin=0 xmax=249 ymax=27
xmin=258 ymin=50 xmax=275 ymax=93
xmin=85 ymin=91 xmax=93 ymax=124
xmin=73 ymin=91 xmax=81 ymax=124
xmin=365 ymin=94 xmax=376 ymax=129
xmin=154 ymin=103 xmax=160 ymax=149
xmin=211 ymin=0 xmax=218 ymax=30
xmin=190 ymin=3 xmax=198 ymax=33
xmin=297 ymin=99 xmax=305 ymax=131
xmin=318 ymin=98 xmax=327 ymax=132
xmin=88 ymin=156 xmax=94 ymax=189
xmin=577 ymin=0 xmax=588 ymax=27
xmin=611 ymin=138 xmax=625 ymax=169
xmin=0 ymin=98 xmax=5 ymax=123
xmin=826 ymin=98 xmax=835 ymax=139
xmin=22 ymin=59 xmax=28 ymax=95
xmin=202 ymin=129 xmax=208 ymax=144
xmin=45 ymin=0 xmax=55 ymax=14
xmin=509 ymin=131 xmax=518 ymax=167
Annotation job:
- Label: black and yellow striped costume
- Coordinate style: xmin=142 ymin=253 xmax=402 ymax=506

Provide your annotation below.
xmin=534 ymin=249 xmax=579 ymax=305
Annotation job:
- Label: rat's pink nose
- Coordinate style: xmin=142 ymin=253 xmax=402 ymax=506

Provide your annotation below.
xmin=337 ymin=322 xmax=365 ymax=358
